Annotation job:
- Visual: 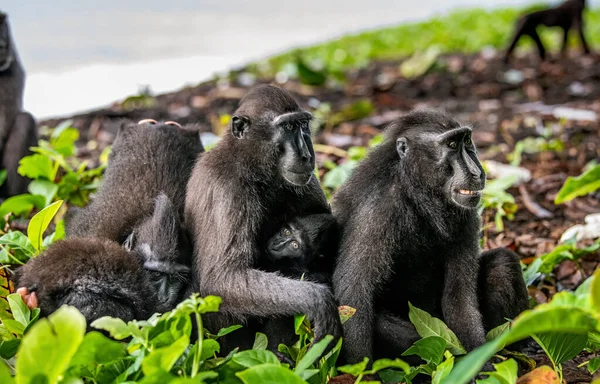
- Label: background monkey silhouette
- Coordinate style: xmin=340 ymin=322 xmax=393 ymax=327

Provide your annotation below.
xmin=0 ymin=12 xmax=38 ymax=198
xmin=504 ymin=0 xmax=590 ymax=61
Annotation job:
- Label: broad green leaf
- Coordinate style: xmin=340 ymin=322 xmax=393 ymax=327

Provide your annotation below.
xmin=477 ymin=358 xmax=518 ymax=384
xmin=432 ymin=351 xmax=454 ymax=384
xmin=0 ymin=194 xmax=46 ymax=218
xmin=199 ymin=338 xmax=220 ymax=360
xmin=0 ymin=170 xmax=6 ymax=187
xmin=2 ymin=319 xmax=24 ymax=336
xmin=216 ymin=324 xmax=243 ymax=338
xmin=28 ymin=180 xmax=58 ymax=206
xmin=51 ymin=119 xmax=74 ymax=139
xmin=15 ymin=306 xmax=86 ymax=384
xmin=27 ymin=200 xmax=63 ymax=251
xmin=17 ymin=154 xmax=53 ymax=180
xmin=402 ymin=336 xmax=446 ymax=365
xmin=295 ymin=335 xmax=332 ymax=375
xmin=323 ymin=161 xmax=357 ymax=190
xmin=588 ymin=357 xmax=600 ymax=374
xmin=142 ymin=335 xmax=189 ymax=376
xmin=408 ymin=303 xmax=466 ymax=355
xmin=233 ymin=350 xmax=280 ymax=368
xmin=533 ymin=332 xmax=588 ymax=366
xmin=591 ymin=269 xmax=600 ymax=312
xmin=0 ymin=339 xmax=20 ymax=359
xmin=7 ymin=293 xmax=30 ymax=326
xmin=69 ymin=331 xmax=126 ymax=367
xmin=400 ymin=46 xmax=441 ymax=79
xmin=555 ymin=164 xmax=600 ymax=204
xmin=296 ymin=57 xmax=327 ymax=86
xmin=197 ymin=295 xmax=222 ymax=314
xmin=91 ymin=317 xmax=132 ymax=339
xmin=370 ymin=358 xmax=410 ymax=374
xmin=446 ymin=305 xmax=600 ymax=384
xmin=0 ymin=361 xmax=13 ymax=384
xmin=486 ymin=322 xmax=509 ymax=342
xmin=253 ymin=332 xmax=268 ymax=350
xmin=338 ymin=357 xmax=369 ymax=376
xmin=51 ymin=127 xmax=79 ymax=157
xmin=0 ymin=231 xmax=36 ymax=260
xmin=236 ymin=363 xmax=306 ymax=384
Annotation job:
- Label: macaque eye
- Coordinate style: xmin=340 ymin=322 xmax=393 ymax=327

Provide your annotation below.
xmin=291 ymin=241 xmax=299 ymax=249
xmin=464 ymin=137 xmax=472 ymax=146
xmin=448 ymin=141 xmax=457 ymax=150
xmin=284 ymin=124 xmax=294 ymax=132
xmin=283 ymin=228 xmax=292 ymax=236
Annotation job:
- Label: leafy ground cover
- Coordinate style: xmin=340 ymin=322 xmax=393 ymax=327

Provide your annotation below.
xmin=1 ymin=5 xmax=600 ymax=383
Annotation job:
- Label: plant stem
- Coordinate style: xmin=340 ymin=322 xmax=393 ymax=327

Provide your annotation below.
xmin=191 ymin=311 xmax=203 ymax=378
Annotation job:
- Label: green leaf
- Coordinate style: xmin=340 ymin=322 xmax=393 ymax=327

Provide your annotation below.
xmin=446 ymin=305 xmax=600 ymax=384
xmin=216 ymin=324 xmax=243 ymax=338
xmin=15 ymin=306 xmax=86 ymax=384
xmin=0 ymin=194 xmax=46 ymax=218
xmin=0 ymin=339 xmax=21 ymax=359
xmin=200 ymin=338 xmax=220 ymax=360
xmin=591 ymin=269 xmax=600 ymax=312
xmin=400 ymin=46 xmax=441 ymax=79
xmin=7 ymin=293 xmax=30 ymax=326
xmin=196 ymin=295 xmax=222 ymax=314
xmin=2 ymin=319 xmax=25 ymax=336
xmin=0 ymin=361 xmax=13 ymax=384
xmin=533 ymin=332 xmax=588 ymax=367
xmin=322 ymin=161 xmax=357 ymax=190
xmin=486 ymin=322 xmax=510 ymax=342
xmin=370 ymin=358 xmax=410 ymax=374
xmin=142 ymin=335 xmax=189 ymax=376
xmin=233 ymin=350 xmax=280 ymax=368
xmin=90 ymin=317 xmax=132 ymax=339
xmin=432 ymin=352 xmax=454 ymax=384
xmin=296 ymin=57 xmax=327 ymax=86
xmin=68 ymin=331 xmax=126 ymax=372
xmin=0 ymin=170 xmax=6 ymax=187
xmin=253 ymin=332 xmax=268 ymax=350
xmin=28 ymin=180 xmax=58 ymax=206
xmin=18 ymin=154 xmax=53 ymax=180
xmin=295 ymin=335 xmax=332 ymax=375
xmin=338 ymin=357 xmax=369 ymax=376
xmin=408 ymin=303 xmax=466 ymax=355
xmin=402 ymin=336 xmax=446 ymax=365
xmin=555 ymin=164 xmax=600 ymax=204
xmin=237 ymin=363 xmax=306 ymax=384
xmin=27 ymin=200 xmax=63 ymax=251
xmin=51 ymin=127 xmax=79 ymax=157
xmin=588 ymin=357 xmax=600 ymax=374
xmin=477 ymin=358 xmax=518 ymax=384
xmin=0 ymin=231 xmax=37 ymax=259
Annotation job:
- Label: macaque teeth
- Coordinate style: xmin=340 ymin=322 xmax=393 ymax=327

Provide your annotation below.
xmin=458 ymin=189 xmax=481 ymax=196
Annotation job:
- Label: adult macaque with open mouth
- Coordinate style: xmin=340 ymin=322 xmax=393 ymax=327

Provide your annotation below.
xmin=185 ymin=84 xmax=342 ymax=351
xmin=0 ymin=12 xmax=38 ymax=198
xmin=332 ymin=109 xmax=529 ymax=363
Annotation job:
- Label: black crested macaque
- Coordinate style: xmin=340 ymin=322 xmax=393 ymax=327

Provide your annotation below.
xmin=504 ymin=0 xmax=590 ymax=62
xmin=0 ymin=12 xmax=38 ymax=198
xmin=16 ymin=237 xmax=158 ymax=321
xmin=185 ymin=84 xmax=342 ymax=350
xmin=263 ymin=214 xmax=338 ymax=284
xmin=332 ymin=110 xmax=529 ymax=363
xmin=16 ymin=120 xmax=203 ymax=322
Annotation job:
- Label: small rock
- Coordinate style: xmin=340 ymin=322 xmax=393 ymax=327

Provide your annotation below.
xmin=502 ymin=69 xmax=524 ymax=85
xmin=567 ymin=81 xmax=588 ymax=97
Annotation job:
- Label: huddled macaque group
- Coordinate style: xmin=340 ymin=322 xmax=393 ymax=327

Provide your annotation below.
xmin=15 ymin=85 xmax=530 ymax=367
xmin=3 ymin=4 xmax=559 ymax=372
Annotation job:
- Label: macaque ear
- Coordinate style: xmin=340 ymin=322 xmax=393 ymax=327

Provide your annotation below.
xmin=396 ymin=137 xmax=409 ymax=158
xmin=231 ymin=116 xmax=249 ymax=139
xmin=123 ymin=231 xmax=136 ymax=252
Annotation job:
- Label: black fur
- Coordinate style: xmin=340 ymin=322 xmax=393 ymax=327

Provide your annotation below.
xmin=16 ymin=238 xmax=157 ymax=322
xmin=0 ymin=12 xmax=37 ymax=198
xmin=332 ymin=109 xmax=529 ymax=363
xmin=504 ymin=0 xmax=590 ymax=61
xmin=17 ymin=121 xmax=203 ymax=323
xmin=185 ymin=85 xmax=342 ymax=350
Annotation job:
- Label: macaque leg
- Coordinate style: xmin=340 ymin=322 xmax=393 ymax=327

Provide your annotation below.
xmin=528 ymin=30 xmax=547 ymax=60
